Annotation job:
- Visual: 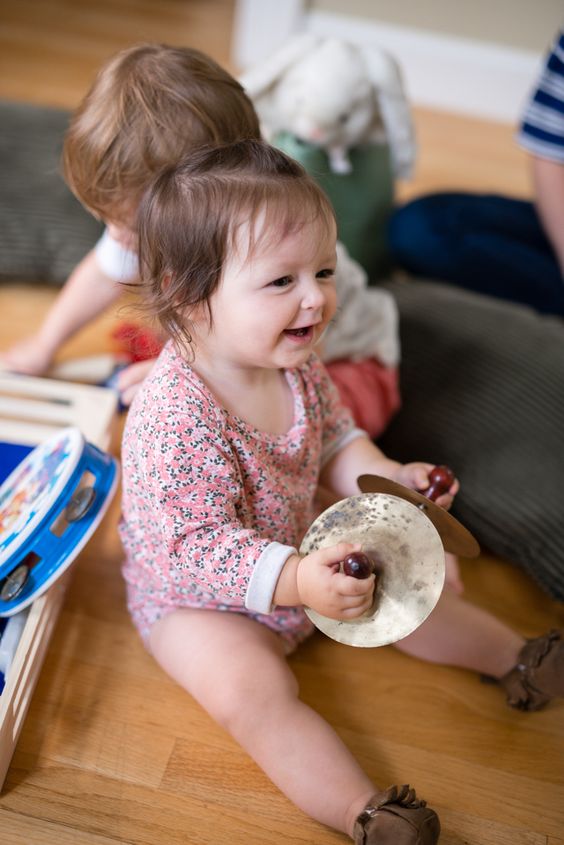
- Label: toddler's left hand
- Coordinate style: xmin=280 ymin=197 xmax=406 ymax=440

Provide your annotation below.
xmin=394 ymin=462 xmax=459 ymax=510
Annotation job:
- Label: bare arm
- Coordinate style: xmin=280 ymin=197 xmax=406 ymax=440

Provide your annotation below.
xmin=320 ymin=434 xmax=457 ymax=508
xmin=320 ymin=435 xmax=398 ymax=498
xmin=531 ymin=155 xmax=564 ymax=276
xmin=1 ymin=248 xmax=127 ymax=374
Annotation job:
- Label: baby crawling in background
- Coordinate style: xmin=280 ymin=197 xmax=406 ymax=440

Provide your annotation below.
xmin=119 ymin=139 xmax=564 ymax=844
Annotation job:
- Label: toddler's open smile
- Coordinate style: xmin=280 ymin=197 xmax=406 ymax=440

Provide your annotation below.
xmin=284 ymin=325 xmax=315 ymax=343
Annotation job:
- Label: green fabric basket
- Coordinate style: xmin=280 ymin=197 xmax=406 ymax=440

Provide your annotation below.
xmin=272 ymin=131 xmax=394 ymax=282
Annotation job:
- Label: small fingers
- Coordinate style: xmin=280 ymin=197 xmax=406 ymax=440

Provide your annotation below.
xmin=119 ymin=384 xmax=138 ymax=407
xmin=117 ymin=360 xmax=148 ymax=389
xmin=333 ymin=575 xmax=376 ymax=618
xmin=330 ymin=541 xmax=363 ymax=560
xmin=333 ymin=571 xmax=376 ymax=597
xmin=337 ymin=596 xmax=376 ymax=619
xmin=1 ymin=351 xmax=37 ymax=375
xmin=117 ymin=360 xmax=156 ymax=405
xmin=436 ymin=478 xmax=459 ymax=501
xmin=315 ymin=541 xmax=362 ymax=570
xmin=414 ymin=465 xmax=434 ymax=491
xmin=433 ymin=489 xmax=457 ymax=510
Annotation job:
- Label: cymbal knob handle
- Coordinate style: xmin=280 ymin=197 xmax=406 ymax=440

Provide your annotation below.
xmin=424 ymin=465 xmax=455 ymax=501
xmin=342 ymin=552 xmax=374 ymax=579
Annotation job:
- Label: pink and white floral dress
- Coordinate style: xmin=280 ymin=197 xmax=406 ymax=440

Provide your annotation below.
xmin=119 ymin=342 xmax=364 ymax=651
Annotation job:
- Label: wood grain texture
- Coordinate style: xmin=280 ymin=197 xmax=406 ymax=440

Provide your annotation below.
xmin=0 ymin=2 xmax=562 ymax=843
xmin=0 ymin=0 xmax=236 ymax=108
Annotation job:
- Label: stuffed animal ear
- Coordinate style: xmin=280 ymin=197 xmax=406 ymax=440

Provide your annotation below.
xmin=358 ymin=45 xmax=417 ymax=180
xmin=238 ymin=32 xmax=320 ymax=101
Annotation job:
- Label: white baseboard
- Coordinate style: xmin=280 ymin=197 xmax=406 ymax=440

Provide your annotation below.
xmin=306 ymin=11 xmax=542 ymax=125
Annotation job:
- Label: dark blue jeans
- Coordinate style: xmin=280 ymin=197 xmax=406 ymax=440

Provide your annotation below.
xmin=388 ymin=192 xmax=564 ymax=315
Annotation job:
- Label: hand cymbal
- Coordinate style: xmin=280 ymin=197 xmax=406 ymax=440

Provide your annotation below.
xmin=300 ymin=493 xmax=445 ymax=647
xmin=357 ymin=474 xmax=480 ymax=558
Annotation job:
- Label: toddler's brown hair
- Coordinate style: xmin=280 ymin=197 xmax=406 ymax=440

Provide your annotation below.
xmin=62 ymin=43 xmax=260 ymax=222
xmin=137 ymin=139 xmax=336 ymax=352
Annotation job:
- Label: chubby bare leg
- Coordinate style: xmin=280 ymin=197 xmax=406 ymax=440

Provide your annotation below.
xmin=149 ymin=609 xmax=375 ymax=837
xmin=395 ymin=589 xmax=524 ymax=678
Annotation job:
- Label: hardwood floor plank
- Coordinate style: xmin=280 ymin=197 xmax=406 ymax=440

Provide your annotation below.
xmin=0 ymin=0 xmax=236 ymax=107
xmin=12 ymin=699 xmax=176 ymax=789
xmin=345 ymin=736 xmax=562 ymax=838
xmin=433 ymin=807 xmax=547 ymax=845
xmin=402 ymin=107 xmax=532 ymax=200
xmin=0 ymin=810 xmax=127 ymax=845
xmin=2 ymin=765 xmax=342 ymax=845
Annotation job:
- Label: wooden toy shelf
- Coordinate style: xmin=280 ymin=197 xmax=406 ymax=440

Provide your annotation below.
xmin=0 ymin=373 xmax=117 ymax=788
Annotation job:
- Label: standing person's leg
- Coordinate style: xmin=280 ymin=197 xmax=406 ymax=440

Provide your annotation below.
xmin=388 ymin=193 xmax=564 ymax=315
xmin=149 ymin=608 xmax=439 ymax=842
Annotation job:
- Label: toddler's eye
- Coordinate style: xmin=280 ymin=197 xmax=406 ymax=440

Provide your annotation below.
xmin=270 ymin=276 xmax=293 ymax=288
xmin=316 ymin=268 xmax=335 ymax=280
xmin=338 ymin=113 xmax=350 ymax=124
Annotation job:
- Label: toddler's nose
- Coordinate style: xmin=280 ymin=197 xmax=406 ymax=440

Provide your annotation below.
xmin=301 ymin=280 xmax=326 ymax=310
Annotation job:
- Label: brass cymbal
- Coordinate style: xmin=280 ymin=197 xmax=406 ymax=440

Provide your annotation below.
xmin=300 ymin=493 xmax=445 ymax=647
xmin=357 ymin=474 xmax=480 ymax=558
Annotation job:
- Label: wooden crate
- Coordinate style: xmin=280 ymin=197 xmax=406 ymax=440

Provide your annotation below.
xmin=0 ymin=373 xmax=118 ymax=787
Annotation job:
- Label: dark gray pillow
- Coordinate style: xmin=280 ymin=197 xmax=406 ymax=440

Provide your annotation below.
xmin=0 ymin=100 xmax=103 ymax=285
xmin=379 ymin=279 xmax=564 ymax=600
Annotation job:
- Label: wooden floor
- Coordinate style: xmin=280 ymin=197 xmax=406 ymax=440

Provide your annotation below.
xmin=0 ymin=2 xmax=563 ymax=844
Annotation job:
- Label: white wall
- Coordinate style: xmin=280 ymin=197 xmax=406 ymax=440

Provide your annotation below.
xmin=312 ymin=0 xmax=563 ymax=53
xmin=233 ymin=0 xmax=563 ymax=123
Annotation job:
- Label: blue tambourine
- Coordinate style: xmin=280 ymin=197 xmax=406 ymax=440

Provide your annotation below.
xmin=0 ymin=427 xmax=119 ymax=616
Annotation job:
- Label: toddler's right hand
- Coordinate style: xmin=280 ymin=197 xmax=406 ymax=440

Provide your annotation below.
xmin=116 ymin=358 xmax=157 ymax=406
xmin=0 ymin=335 xmax=54 ymax=375
xmin=297 ymin=542 xmax=376 ymax=620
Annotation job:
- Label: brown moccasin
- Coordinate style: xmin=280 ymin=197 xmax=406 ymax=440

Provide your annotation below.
xmin=353 ymin=784 xmax=440 ymax=844
xmin=497 ymin=629 xmax=564 ymax=711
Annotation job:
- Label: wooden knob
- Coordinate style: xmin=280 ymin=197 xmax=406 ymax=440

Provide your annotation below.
xmin=341 ymin=552 xmax=375 ymax=579
xmin=424 ymin=465 xmax=455 ymax=502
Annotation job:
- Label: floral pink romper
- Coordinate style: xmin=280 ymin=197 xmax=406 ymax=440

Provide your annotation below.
xmin=120 ymin=343 xmax=363 ymax=652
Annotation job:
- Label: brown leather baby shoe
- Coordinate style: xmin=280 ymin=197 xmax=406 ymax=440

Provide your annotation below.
xmin=498 ymin=629 xmax=564 ymax=711
xmin=353 ymin=784 xmax=440 ymax=844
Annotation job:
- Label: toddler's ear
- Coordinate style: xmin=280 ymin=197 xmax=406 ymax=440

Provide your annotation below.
xmin=162 ymin=273 xmax=172 ymax=291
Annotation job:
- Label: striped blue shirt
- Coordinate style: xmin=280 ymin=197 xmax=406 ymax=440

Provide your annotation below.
xmin=518 ymin=29 xmax=564 ymax=163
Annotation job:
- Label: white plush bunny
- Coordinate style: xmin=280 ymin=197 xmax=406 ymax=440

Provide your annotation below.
xmin=239 ymin=33 xmax=416 ymax=178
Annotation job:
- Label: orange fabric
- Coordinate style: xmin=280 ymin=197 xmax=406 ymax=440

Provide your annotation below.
xmin=325 ymin=358 xmax=401 ymax=439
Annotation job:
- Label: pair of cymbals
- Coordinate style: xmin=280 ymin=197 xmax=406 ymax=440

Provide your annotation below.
xmin=299 ymin=475 xmax=479 ymax=648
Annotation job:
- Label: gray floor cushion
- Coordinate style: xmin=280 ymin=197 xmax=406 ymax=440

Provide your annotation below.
xmin=379 ymin=279 xmax=564 ymax=600
xmin=0 ymin=100 xmax=103 ymax=285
